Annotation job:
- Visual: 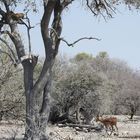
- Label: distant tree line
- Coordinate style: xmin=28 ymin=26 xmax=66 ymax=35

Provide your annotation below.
xmin=1 ymin=51 xmax=140 ymax=123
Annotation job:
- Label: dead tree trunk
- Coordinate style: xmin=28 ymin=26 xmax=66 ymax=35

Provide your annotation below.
xmin=22 ymin=57 xmax=38 ymax=140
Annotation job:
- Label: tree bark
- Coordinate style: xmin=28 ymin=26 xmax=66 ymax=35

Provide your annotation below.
xmin=39 ymin=68 xmax=53 ymax=139
xmin=22 ymin=56 xmax=38 ymax=140
xmin=34 ymin=1 xmax=63 ymax=139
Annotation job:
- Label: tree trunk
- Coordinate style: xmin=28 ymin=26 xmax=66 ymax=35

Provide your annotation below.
xmin=32 ymin=1 xmax=63 ymax=138
xmin=22 ymin=57 xmax=38 ymax=140
xmin=130 ymin=106 xmax=135 ymax=120
xmin=39 ymin=67 xmax=53 ymax=139
xmin=130 ymin=113 xmax=134 ymax=120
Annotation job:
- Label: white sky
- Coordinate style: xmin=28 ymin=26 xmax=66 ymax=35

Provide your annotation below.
xmin=21 ymin=2 xmax=140 ymax=69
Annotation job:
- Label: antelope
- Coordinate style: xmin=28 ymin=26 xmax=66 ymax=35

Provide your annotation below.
xmin=96 ymin=115 xmax=118 ymax=135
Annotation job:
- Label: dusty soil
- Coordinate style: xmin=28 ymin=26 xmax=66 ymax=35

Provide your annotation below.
xmin=0 ymin=115 xmax=140 ymax=140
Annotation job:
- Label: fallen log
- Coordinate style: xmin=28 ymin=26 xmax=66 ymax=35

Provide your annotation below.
xmin=57 ymin=123 xmax=103 ymax=131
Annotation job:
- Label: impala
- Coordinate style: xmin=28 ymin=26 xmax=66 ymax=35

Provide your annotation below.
xmin=96 ymin=115 xmax=118 ymax=135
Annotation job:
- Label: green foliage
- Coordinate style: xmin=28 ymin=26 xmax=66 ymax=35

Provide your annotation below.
xmin=97 ymin=51 xmax=109 ymax=59
xmin=74 ymin=52 xmax=93 ymax=61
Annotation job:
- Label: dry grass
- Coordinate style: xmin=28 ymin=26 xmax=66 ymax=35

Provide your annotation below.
xmin=0 ymin=115 xmax=140 ymax=140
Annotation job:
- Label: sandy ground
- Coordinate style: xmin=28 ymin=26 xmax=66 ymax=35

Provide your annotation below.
xmin=0 ymin=115 xmax=140 ymax=140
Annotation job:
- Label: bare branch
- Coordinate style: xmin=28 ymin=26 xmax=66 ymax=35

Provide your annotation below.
xmin=61 ymin=37 xmax=101 ymax=47
xmin=0 ymin=8 xmax=6 ymax=16
xmin=86 ymin=0 xmax=116 ymax=18
xmin=62 ymin=0 xmax=75 ymax=8
xmin=104 ymin=0 xmax=116 ymax=13
xmin=17 ymin=17 xmax=35 ymax=55
xmin=18 ymin=12 xmax=34 ymax=56
xmin=86 ymin=0 xmax=97 ymax=16
xmin=3 ymin=1 xmax=10 ymax=12
xmin=49 ymin=28 xmax=101 ymax=48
